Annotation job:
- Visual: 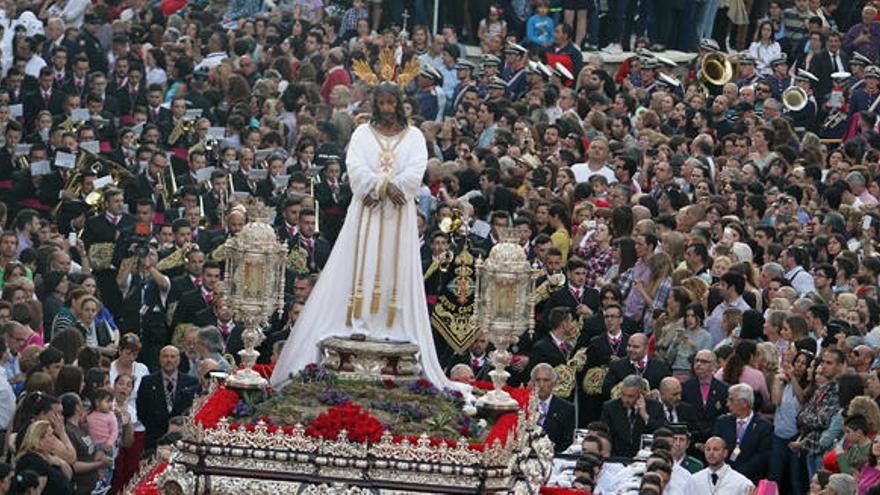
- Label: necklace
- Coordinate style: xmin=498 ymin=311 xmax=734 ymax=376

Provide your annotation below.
xmin=369 ymin=125 xmax=407 ymax=177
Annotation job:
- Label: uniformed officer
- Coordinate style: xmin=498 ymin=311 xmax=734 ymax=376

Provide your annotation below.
xmin=639 ymin=57 xmax=659 ymax=93
xmin=477 ymin=54 xmax=502 ymax=98
xmin=820 ymin=71 xmax=853 ymax=139
xmin=75 ymin=14 xmax=108 ymax=75
xmin=736 ymin=55 xmax=760 ymax=89
xmin=847 ymin=52 xmax=871 ymax=93
xmin=689 ymin=38 xmax=721 ymax=84
xmin=504 ymin=42 xmax=529 ymax=102
xmin=784 ymin=69 xmax=819 ymax=135
xmin=415 ymin=64 xmax=445 ymax=122
xmin=450 ymin=59 xmax=477 ymax=113
xmin=763 ymin=53 xmax=791 ymax=101
xmin=849 ymin=65 xmax=880 ymax=116
xmin=486 ymin=77 xmax=507 ymax=102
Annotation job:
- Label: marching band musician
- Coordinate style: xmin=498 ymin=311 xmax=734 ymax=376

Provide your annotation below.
xmin=200 ymin=170 xmax=230 ymax=229
xmin=848 ymin=65 xmax=880 ymax=116
xmin=477 ymin=54 xmax=502 ymax=97
xmin=821 ymin=72 xmax=853 ymax=139
xmin=736 ymin=55 xmax=760 ymax=89
xmin=846 ymin=53 xmax=871 ymax=92
xmin=414 ymin=64 xmax=445 ymax=123
xmin=784 ymin=70 xmax=819 ymax=136
xmin=763 ymin=53 xmax=791 ymax=101
xmin=503 ymin=42 xmax=529 ymax=102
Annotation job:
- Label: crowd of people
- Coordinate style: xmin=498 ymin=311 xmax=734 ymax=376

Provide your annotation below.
xmin=0 ymin=0 xmax=877 ymax=494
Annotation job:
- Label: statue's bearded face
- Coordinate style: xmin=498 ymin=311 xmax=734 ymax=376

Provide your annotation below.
xmin=375 ymin=92 xmax=398 ymax=125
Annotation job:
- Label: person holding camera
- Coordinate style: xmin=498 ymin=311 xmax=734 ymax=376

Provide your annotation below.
xmin=115 ymin=247 xmax=170 ymax=371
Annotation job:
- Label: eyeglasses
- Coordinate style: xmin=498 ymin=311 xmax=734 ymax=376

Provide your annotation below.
xmin=604 ymin=314 xmax=622 ymax=320
xmin=694 ymin=358 xmax=714 ymax=364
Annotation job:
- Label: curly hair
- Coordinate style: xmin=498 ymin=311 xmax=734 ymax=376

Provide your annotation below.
xmin=848 ymin=395 xmax=880 ymax=434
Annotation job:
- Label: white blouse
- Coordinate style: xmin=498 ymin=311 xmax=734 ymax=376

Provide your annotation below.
xmin=750 ymin=41 xmax=782 ymax=76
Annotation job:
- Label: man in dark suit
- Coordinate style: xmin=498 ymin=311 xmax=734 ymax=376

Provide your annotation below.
xmin=145 ymin=84 xmax=171 ymax=126
xmin=529 ymin=307 xmax=578 ymax=382
xmin=578 ymin=302 xmax=629 ymax=425
xmin=62 ymin=53 xmax=90 ymax=100
xmin=658 ymin=377 xmax=699 ymax=429
xmin=802 ymin=36 xmax=833 ymax=99
xmin=445 ymin=331 xmax=493 ymax=382
xmin=543 ymin=257 xmax=600 ymax=326
xmin=578 ymin=285 xmax=638 ymax=343
xmin=712 ymin=383 xmax=773 ymax=484
xmin=295 ymin=207 xmax=330 ymax=273
xmin=531 ymin=363 xmax=575 ymax=453
xmin=173 ymin=260 xmax=222 ymax=329
xmin=600 ymin=374 xmax=666 ymax=458
xmin=136 ymin=345 xmax=200 ymax=449
xmin=81 ymin=187 xmax=136 ymax=316
xmin=24 ymin=67 xmax=66 ymax=127
xmin=682 ymin=349 xmax=729 ymax=449
xmin=602 ymin=333 xmax=671 ymax=398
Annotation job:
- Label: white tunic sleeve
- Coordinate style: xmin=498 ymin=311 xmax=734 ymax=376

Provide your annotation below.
xmin=391 ymin=128 xmax=428 ymax=200
xmin=346 ymin=124 xmax=384 ymax=199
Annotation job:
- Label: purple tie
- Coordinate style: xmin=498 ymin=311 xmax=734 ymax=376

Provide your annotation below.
xmin=736 ymin=418 xmax=746 ymax=439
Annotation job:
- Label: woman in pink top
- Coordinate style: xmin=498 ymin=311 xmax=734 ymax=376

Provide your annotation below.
xmin=714 ymin=340 xmax=771 ymax=403
xmin=859 ymin=435 xmax=880 ymax=495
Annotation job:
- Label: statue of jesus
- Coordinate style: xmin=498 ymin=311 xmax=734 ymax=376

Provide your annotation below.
xmin=271 ymin=84 xmax=461 ymax=392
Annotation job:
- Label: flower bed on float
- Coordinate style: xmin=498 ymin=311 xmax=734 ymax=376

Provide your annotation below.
xmin=127 ymin=363 xmax=553 ymax=494
xmin=192 ymin=363 xmax=528 ymax=450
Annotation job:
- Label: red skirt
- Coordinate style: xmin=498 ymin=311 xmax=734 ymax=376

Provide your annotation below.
xmin=111 ymin=431 xmax=145 ymax=494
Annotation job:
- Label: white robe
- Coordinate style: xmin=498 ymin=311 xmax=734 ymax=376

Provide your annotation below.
xmin=271 ymin=124 xmax=462 ymax=393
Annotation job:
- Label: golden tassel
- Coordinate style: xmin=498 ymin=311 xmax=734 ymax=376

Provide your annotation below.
xmin=346 ymin=206 xmax=367 ymax=326
xmin=354 ymin=205 xmax=374 ymax=319
xmin=387 ymin=206 xmax=404 ymax=328
xmin=370 ymin=203 xmax=385 ymax=314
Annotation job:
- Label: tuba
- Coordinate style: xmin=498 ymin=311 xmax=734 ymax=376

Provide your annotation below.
xmin=699 ymin=52 xmax=734 ymax=87
xmin=782 ymin=86 xmax=808 ymax=112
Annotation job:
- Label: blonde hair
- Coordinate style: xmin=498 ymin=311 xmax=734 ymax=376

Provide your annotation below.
xmin=848 ymin=396 xmax=880 ymax=434
xmin=836 ymin=292 xmax=858 ymax=310
xmin=17 ymin=420 xmax=51 ymax=460
xmin=756 ymin=342 xmax=779 ymax=374
xmin=680 ymin=276 xmax=709 ymax=303
xmin=647 ymin=252 xmax=673 ymax=297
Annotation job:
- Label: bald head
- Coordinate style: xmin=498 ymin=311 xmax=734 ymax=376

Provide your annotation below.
xmin=704 ymin=436 xmax=728 ymax=467
xmin=160 ymin=345 xmax=181 ymax=375
xmin=659 ymin=377 xmax=682 ymax=408
xmin=627 ymin=333 xmax=647 ymax=361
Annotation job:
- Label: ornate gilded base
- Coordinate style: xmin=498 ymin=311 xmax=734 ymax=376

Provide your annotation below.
xmin=320 ymin=337 xmax=422 ymax=382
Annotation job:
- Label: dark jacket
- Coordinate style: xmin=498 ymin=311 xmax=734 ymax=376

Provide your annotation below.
xmin=542 ymin=396 xmax=576 ymax=453
xmin=712 ymin=412 xmax=774 ymax=483
xmin=600 ymin=397 xmax=667 ymax=458
xmin=136 ymin=370 xmax=200 ymax=449
xmin=681 ymin=377 xmax=729 ymax=445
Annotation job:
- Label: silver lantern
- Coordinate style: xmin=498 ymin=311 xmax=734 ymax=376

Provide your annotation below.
xmin=224 ymin=201 xmax=287 ymax=389
xmin=472 ymin=227 xmax=540 ymax=411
